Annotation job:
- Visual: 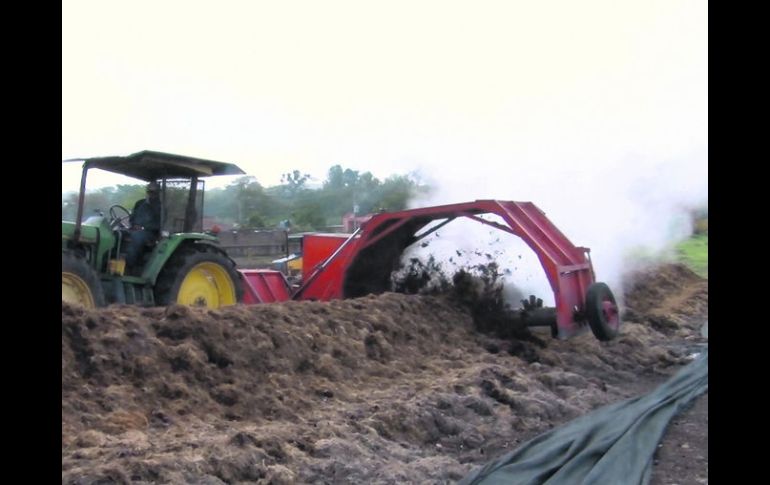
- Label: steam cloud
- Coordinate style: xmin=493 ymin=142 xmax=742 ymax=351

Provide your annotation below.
xmin=402 ymin=109 xmax=706 ymax=306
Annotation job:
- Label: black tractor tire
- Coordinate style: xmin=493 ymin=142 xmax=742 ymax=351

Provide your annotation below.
xmin=155 ymin=247 xmax=243 ymax=308
xmin=585 ymin=282 xmax=621 ymax=341
xmin=62 ymin=253 xmax=106 ymax=308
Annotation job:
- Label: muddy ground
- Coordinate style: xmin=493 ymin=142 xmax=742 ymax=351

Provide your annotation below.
xmin=62 ymin=263 xmax=708 ymax=484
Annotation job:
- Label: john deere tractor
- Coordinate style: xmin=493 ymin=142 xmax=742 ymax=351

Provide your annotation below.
xmin=62 ymin=150 xmax=245 ymax=309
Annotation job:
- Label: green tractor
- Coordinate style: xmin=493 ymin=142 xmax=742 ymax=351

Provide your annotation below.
xmin=62 ymin=150 xmax=245 ymax=309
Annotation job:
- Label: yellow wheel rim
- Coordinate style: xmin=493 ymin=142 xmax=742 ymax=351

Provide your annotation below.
xmin=62 ymin=271 xmax=96 ymax=308
xmin=177 ymin=262 xmax=236 ymax=308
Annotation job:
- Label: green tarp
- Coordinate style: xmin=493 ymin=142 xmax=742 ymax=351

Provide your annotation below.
xmin=460 ymin=347 xmax=708 ymax=485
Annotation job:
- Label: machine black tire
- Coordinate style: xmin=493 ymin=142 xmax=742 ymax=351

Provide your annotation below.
xmin=155 ymin=248 xmax=244 ymax=308
xmin=62 ymin=253 xmax=106 ymax=308
xmin=585 ymin=282 xmax=621 ymax=341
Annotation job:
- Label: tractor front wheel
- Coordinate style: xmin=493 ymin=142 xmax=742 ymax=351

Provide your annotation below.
xmin=62 ymin=253 xmax=105 ymax=308
xmin=585 ymin=282 xmax=621 ymax=341
xmin=155 ymin=249 xmax=243 ymax=308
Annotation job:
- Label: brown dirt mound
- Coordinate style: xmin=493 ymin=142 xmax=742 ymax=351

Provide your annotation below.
xmin=622 ymin=263 xmax=708 ymax=335
xmin=62 ymin=263 xmax=707 ymax=484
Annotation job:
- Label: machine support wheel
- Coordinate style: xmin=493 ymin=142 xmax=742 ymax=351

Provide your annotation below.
xmin=585 ymin=282 xmax=621 ymax=341
xmin=62 ymin=253 xmax=106 ymax=308
xmin=155 ymin=248 xmax=243 ymax=308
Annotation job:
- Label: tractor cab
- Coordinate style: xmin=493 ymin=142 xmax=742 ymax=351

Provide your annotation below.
xmin=62 ymin=150 xmax=245 ymax=308
xmin=107 ymin=177 xmax=204 ymax=273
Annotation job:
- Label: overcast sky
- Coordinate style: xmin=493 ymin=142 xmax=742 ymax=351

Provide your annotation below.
xmin=63 ymin=0 xmax=707 ymax=295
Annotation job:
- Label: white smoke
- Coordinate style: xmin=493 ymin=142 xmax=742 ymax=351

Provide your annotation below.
xmin=402 ymin=126 xmax=707 ymax=307
xmin=396 ymin=3 xmax=708 ymax=305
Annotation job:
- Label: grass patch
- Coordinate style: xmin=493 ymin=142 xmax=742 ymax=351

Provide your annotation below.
xmin=676 ymin=234 xmax=708 ymax=278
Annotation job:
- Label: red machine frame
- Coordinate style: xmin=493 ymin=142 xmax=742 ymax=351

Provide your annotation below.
xmin=241 ymin=200 xmax=620 ymax=340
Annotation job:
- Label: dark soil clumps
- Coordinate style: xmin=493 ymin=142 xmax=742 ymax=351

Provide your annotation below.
xmin=62 ymin=263 xmax=707 ymax=484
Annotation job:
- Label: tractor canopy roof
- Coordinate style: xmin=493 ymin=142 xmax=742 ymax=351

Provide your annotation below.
xmin=63 ymin=150 xmax=246 ymax=182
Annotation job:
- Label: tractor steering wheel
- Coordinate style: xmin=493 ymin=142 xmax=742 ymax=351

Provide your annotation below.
xmin=109 ymin=204 xmax=132 ymax=230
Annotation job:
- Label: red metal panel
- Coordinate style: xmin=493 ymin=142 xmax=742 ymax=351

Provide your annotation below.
xmin=301 ymin=234 xmax=350 ymax=276
xmin=297 ymin=233 xmax=360 ymax=301
xmin=238 ymin=269 xmax=291 ymax=304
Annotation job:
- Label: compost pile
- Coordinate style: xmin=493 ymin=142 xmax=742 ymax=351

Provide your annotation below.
xmin=62 ymin=263 xmax=707 ymax=484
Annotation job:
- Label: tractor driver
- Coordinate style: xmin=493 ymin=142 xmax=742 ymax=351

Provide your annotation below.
xmin=125 ymin=181 xmax=161 ymax=270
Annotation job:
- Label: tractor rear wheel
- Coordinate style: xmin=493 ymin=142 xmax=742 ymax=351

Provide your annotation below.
xmin=585 ymin=282 xmax=621 ymax=341
xmin=62 ymin=253 xmax=105 ymax=308
xmin=155 ymin=249 xmax=243 ymax=308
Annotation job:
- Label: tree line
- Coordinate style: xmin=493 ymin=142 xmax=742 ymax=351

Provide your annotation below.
xmin=62 ymin=164 xmax=430 ymax=232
